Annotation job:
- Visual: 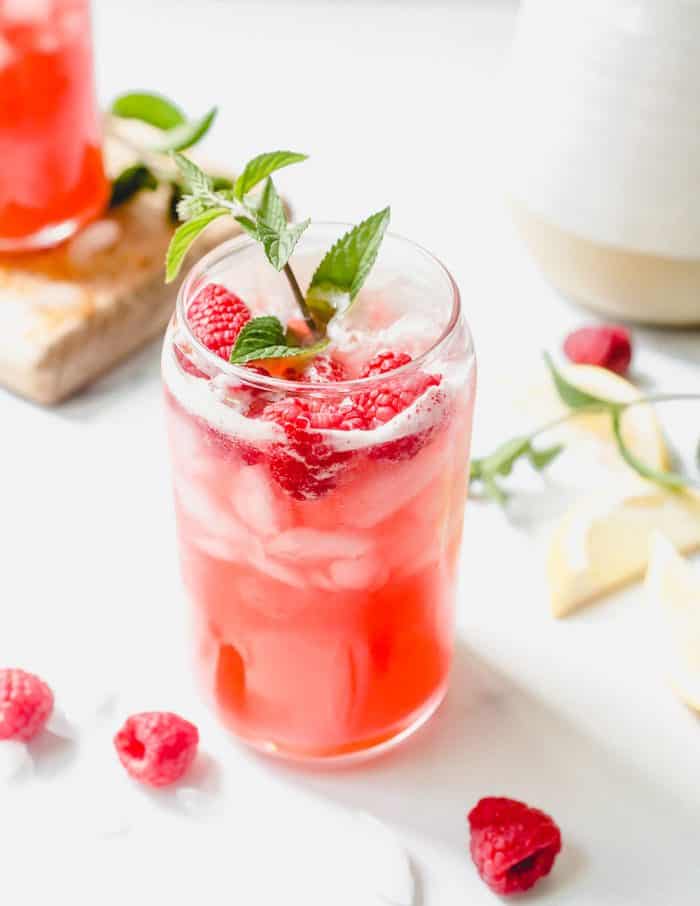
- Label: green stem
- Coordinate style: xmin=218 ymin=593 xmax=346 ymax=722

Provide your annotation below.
xmin=527 ymin=392 xmax=700 ymax=443
xmin=283 ymin=263 xmax=317 ymax=336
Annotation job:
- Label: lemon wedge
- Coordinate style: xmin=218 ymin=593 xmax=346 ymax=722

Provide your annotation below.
xmin=548 ymin=489 xmax=700 ymax=617
xmin=646 ymin=533 xmax=700 ymax=710
xmin=526 ymin=362 xmax=669 ymax=472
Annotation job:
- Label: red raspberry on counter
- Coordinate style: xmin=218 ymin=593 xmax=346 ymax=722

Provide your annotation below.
xmin=563 ymin=324 xmax=632 ymax=375
xmin=187 ymin=283 xmax=251 ymax=361
xmin=114 ymin=712 xmax=199 ymax=788
xmin=468 ymin=797 xmax=562 ymax=895
xmin=0 ymin=668 xmax=54 ymax=742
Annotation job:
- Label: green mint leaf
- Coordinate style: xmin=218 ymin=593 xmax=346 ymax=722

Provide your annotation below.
xmin=108 ymin=164 xmax=157 ymax=208
xmin=111 ymin=91 xmax=185 ymax=129
xmin=611 ymin=410 xmax=689 ymax=491
xmin=170 ymin=152 xmax=212 ymax=195
xmin=257 ymin=218 xmax=310 ymax=271
xmin=229 ymin=315 xmax=328 ymax=364
xmin=165 ymin=207 xmax=228 ymax=282
xmin=233 ymin=150 xmax=308 ymax=201
xmin=482 ymin=475 xmax=508 ymax=505
xmin=544 ymin=352 xmax=617 ymax=412
xmin=253 ymin=179 xmax=309 ymax=270
xmin=154 ymin=107 xmax=218 ymax=153
xmin=257 ymin=178 xmax=286 ymax=232
xmin=307 ymin=207 xmax=390 ymax=324
xmin=479 ymin=436 xmax=532 ymax=478
xmin=211 ymin=175 xmax=234 ymax=191
xmin=528 ymin=442 xmax=565 ymax=471
xmin=176 ymin=193 xmax=210 ymax=221
xmin=469 ymin=435 xmax=564 ymax=500
xmin=231 ymin=315 xmax=285 ymax=357
xmin=235 ymin=215 xmax=259 ymax=239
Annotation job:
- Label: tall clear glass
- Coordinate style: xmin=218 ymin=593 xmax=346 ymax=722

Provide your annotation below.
xmin=0 ymin=0 xmax=108 ymax=251
xmin=163 ymin=224 xmax=476 ymax=762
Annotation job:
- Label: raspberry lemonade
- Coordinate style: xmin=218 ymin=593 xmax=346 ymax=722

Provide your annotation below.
xmin=163 ymin=225 xmax=475 ymax=761
xmin=0 ymin=0 xmax=107 ymax=250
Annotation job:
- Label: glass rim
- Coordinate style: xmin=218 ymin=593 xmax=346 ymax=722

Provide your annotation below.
xmin=175 ymin=222 xmax=473 ymax=393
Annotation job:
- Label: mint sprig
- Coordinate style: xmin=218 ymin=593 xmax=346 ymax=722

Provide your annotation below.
xmin=111 ymin=91 xmax=186 ymax=130
xmin=307 ymin=208 xmax=391 ymax=326
xmin=234 ymin=151 xmax=308 ymax=201
xmin=149 ymin=101 xmax=392 ymax=366
xmin=470 ymin=436 xmax=564 ymax=503
xmin=107 ymin=90 xmax=219 ymax=212
xmin=166 ymin=207 xmax=230 ymax=282
xmin=470 ymin=353 xmax=700 ymax=503
xmin=165 ymin=153 xmax=312 ymax=281
xmin=229 ymin=316 xmax=329 ymax=365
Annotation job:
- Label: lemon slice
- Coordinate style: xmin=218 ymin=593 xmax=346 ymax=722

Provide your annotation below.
xmin=526 ymin=362 xmax=669 ymax=472
xmin=548 ymin=489 xmax=700 ymax=617
xmin=646 ymin=533 xmax=700 ymax=710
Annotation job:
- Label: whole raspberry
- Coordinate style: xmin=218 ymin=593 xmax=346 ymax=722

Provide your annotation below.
xmin=262 ymin=397 xmax=363 ymax=499
xmin=358 ymin=370 xmax=443 ymax=462
xmin=468 ymin=797 xmax=562 ymax=895
xmin=0 ymin=668 xmax=54 ymax=742
xmin=187 ymin=283 xmax=251 ymax=361
xmin=114 ymin=712 xmax=199 ymax=788
xmin=360 ymin=350 xmax=412 ymax=377
xmin=356 ymin=370 xmax=441 ymax=428
xmin=563 ymin=324 xmax=632 ymax=375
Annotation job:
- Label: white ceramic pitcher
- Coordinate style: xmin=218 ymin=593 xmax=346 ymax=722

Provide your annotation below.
xmin=507 ymin=0 xmax=700 ymax=325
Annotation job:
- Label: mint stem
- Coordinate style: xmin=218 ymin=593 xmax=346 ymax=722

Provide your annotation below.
xmin=284 ymin=263 xmax=317 ymax=335
xmin=528 ymin=392 xmax=700 ymax=444
xmin=202 ymin=193 xmax=316 ymax=336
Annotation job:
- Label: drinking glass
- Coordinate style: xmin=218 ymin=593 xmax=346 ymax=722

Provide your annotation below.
xmin=163 ymin=224 xmax=476 ymax=762
xmin=0 ymin=0 xmax=108 ymax=251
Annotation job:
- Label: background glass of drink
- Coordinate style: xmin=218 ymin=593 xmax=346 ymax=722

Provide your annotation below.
xmin=163 ymin=225 xmax=476 ymax=763
xmin=0 ymin=0 xmax=108 ymax=252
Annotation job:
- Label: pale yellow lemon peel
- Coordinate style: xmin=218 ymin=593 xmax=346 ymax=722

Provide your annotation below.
xmin=645 ymin=533 xmax=700 ymax=711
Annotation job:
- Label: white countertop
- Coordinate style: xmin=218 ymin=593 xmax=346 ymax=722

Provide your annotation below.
xmin=2 ymin=2 xmax=700 ymax=903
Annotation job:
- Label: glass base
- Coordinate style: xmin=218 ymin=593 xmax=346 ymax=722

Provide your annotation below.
xmin=232 ymin=683 xmax=448 ymax=767
xmin=0 ymin=199 xmax=105 ymax=253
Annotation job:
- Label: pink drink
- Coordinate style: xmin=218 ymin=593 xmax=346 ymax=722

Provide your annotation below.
xmin=0 ymin=0 xmax=107 ymax=251
xmin=163 ymin=226 xmax=476 ymax=761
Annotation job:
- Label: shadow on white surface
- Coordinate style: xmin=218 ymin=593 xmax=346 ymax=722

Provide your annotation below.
xmin=268 ymin=641 xmax=700 ymax=903
xmin=27 ymin=729 xmax=79 ymax=779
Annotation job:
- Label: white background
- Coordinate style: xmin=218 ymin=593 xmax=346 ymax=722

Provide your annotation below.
xmin=1 ymin=1 xmax=699 ymax=903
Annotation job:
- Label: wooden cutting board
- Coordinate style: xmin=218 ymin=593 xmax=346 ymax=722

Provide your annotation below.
xmin=0 ymin=136 xmax=241 ymax=405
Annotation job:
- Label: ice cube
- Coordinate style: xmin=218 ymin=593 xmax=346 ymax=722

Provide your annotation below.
xmin=175 ymin=475 xmax=246 ymax=542
xmin=350 ymin=812 xmax=415 ymax=906
xmin=250 ymin=550 xmax=306 ymax=588
xmin=232 ymin=465 xmax=292 ymax=537
xmin=268 ymin=528 xmax=374 ymax=562
xmin=0 ymin=740 xmax=31 ymax=784
xmin=339 ymin=445 xmax=447 ymax=529
xmin=329 ymin=554 xmax=389 ymax=591
xmin=309 ymin=569 xmax=336 ymax=591
xmin=45 ymin=707 xmax=76 ymax=740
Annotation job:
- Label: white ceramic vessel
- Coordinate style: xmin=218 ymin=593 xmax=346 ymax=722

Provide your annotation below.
xmin=507 ymin=0 xmax=700 ymax=325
